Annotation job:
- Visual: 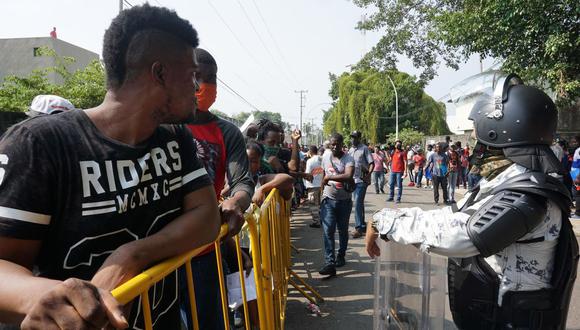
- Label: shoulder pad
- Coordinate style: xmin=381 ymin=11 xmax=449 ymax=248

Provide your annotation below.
xmin=491 ymin=172 xmax=571 ymax=209
xmin=467 ymin=190 xmax=547 ymax=257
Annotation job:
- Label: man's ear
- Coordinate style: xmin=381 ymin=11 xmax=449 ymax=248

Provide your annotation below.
xmin=151 ymin=61 xmax=165 ymax=86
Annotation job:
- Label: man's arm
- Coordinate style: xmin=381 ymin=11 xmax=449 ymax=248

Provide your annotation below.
xmin=0 ymin=238 xmax=128 ymax=328
xmin=364 ymin=148 xmax=375 ymax=181
xmin=90 ymin=185 xmax=220 ymax=292
xmin=220 ymin=120 xmax=254 ymax=237
xmin=253 ymin=174 xmax=295 ymax=204
xmin=287 ymin=129 xmax=301 ymax=172
xmin=322 ymin=164 xmax=354 ymax=186
xmin=365 ymin=205 xmax=480 ymax=258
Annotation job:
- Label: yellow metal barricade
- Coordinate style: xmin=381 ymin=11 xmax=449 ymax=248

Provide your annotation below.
xmin=111 ymin=188 xmax=322 ymax=330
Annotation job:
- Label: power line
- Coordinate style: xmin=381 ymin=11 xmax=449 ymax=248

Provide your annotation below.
xmin=217 ymin=77 xmax=263 ymax=112
xmin=123 ymin=0 xmax=133 ymax=8
xmin=236 ymin=0 xmax=295 ymax=87
xmin=250 ymin=0 xmax=300 ymax=85
xmin=230 ymin=72 xmax=275 ymax=107
xmin=206 ymin=1 xmax=293 ymax=90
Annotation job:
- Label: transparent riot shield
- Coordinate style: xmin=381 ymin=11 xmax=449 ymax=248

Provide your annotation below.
xmin=374 ymin=239 xmax=447 ymax=330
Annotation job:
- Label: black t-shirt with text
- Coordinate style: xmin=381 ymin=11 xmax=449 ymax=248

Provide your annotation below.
xmin=0 ymin=110 xmax=211 ymax=329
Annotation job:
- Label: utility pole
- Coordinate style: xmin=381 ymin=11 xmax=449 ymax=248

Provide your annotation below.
xmin=119 ymin=0 xmax=123 ymax=13
xmin=294 ymin=90 xmax=308 ymax=131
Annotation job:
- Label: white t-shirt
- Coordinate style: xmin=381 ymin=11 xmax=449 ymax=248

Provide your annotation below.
xmin=304 ymin=155 xmax=323 ymax=188
xmin=426 ymin=150 xmax=435 ymax=164
xmin=407 ymin=150 xmax=415 ymax=165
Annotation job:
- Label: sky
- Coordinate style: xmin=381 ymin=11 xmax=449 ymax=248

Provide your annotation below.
xmin=1 ymin=0 xmax=495 ymax=129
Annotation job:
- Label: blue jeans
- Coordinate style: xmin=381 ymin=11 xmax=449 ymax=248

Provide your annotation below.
xmin=321 ymin=198 xmax=352 ymax=265
xmin=415 ymin=167 xmax=423 ymax=186
xmin=352 ymin=182 xmax=368 ymax=232
xmin=388 ymin=172 xmax=403 ymax=201
xmin=448 ymin=171 xmax=458 ymax=201
xmin=179 ymin=250 xmax=225 ymax=330
xmin=372 ymin=171 xmax=385 ymax=193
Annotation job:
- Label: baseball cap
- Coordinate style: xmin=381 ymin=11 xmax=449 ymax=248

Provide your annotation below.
xmin=350 ymin=130 xmax=361 ymax=138
xmin=27 ymin=95 xmax=76 ymax=117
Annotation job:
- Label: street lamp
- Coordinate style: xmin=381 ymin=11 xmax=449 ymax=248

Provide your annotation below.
xmin=386 ymin=75 xmax=399 ymax=140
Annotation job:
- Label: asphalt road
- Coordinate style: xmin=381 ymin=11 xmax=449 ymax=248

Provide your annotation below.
xmin=286 ymin=183 xmax=580 ymax=329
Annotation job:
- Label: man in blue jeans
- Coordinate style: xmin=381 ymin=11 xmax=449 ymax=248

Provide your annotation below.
xmin=319 ymin=133 xmax=355 ymax=277
xmin=387 ymin=140 xmax=408 ymax=203
xmin=348 ymin=131 xmax=374 ymax=238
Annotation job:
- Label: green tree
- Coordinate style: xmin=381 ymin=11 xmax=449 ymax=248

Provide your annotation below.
xmin=354 ymin=0 xmax=580 ymax=105
xmin=386 ymin=128 xmax=424 ymax=146
xmin=323 ymin=69 xmax=450 ymax=143
xmin=0 ymin=47 xmax=106 ymax=112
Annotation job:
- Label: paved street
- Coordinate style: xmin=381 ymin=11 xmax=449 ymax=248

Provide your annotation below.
xmin=285 ymin=182 xmax=580 ymax=329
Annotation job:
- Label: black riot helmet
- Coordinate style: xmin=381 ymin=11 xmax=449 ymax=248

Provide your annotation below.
xmin=468 ymin=74 xmax=557 ymax=148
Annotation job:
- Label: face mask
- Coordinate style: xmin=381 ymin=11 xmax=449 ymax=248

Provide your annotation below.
xmin=195 ymin=83 xmax=217 ymax=112
xmin=469 ymin=141 xmax=503 ymax=167
xmin=263 ymin=145 xmax=280 ymax=158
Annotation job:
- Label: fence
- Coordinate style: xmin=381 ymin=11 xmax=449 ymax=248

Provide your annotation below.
xmin=112 ymin=188 xmax=322 ymax=330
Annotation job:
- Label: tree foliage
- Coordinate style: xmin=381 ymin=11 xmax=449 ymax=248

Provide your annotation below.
xmin=386 ymin=128 xmax=424 ymax=147
xmin=233 ymin=110 xmax=285 ymax=127
xmin=323 ymin=69 xmax=450 ymax=143
xmin=0 ymin=47 xmax=106 ymax=112
xmin=354 ymin=0 xmax=579 ymax=105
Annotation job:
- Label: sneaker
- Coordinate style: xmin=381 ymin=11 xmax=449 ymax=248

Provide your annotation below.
xmin=336 ymin=256 xmax=346 ymax=268
xmin=234 ymin=309 xmax=243 ymax=327
xmin=351 ymin=229 xmax=363 ymax=239
xmin=407 ymin=182 xmax=415 ymax=187
xmin=386 ymin=198 xmax=394 ymax=202
xmin=309 ymin=222 xmax=321 ymax=228
xmin=319 ymin=264 xmax=336 ymax=276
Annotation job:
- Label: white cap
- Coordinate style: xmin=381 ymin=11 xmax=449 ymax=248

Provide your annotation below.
xmin=27 ymin=95 xmax=75 ymax=117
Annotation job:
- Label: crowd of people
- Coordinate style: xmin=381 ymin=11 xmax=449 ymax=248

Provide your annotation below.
xmin=0 ymin=4 xmax=578 ymax=330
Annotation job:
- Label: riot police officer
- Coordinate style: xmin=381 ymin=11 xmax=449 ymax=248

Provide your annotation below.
xmin=366 ymin=74 xmax=578 ymax=329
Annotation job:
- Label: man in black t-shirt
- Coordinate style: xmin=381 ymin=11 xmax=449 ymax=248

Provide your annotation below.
xmin=0 ymin=5 xmax=220 ymax=329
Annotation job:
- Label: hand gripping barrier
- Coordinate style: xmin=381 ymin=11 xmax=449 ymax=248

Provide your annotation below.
xmin=111 ymin=188 xmax=323 ymax=330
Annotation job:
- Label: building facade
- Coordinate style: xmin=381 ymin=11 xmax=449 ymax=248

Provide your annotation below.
xmin=0 ymin=37 xmax=99 ymax=84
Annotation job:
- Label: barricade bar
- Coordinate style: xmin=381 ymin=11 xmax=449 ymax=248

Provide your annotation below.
xmin=110 ymin=188 xmax=323 ymax=329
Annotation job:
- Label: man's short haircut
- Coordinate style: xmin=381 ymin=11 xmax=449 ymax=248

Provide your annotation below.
xmin=246 ymin=141 xmax=264 ymax=157
xmin=257 ymin=119 xmax=280 ymax=141
xmin=102 ymin=4 xmax=199 ymax=89
xmin=195 ymin=48 xmax=217 ymax=67
xmin=309 ymin=145 xmax=318 ymax=154
xmin=330 ymin=132 xmax=344 ymax=144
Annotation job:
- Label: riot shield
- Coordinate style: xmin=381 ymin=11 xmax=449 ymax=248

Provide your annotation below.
xmin=373 ymin=240 xmax=447 ymax=330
